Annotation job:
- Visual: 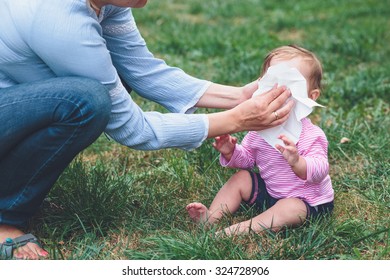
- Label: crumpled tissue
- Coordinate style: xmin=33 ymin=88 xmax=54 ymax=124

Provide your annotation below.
xmin=252 ymin=63 xmax=324 ymax=148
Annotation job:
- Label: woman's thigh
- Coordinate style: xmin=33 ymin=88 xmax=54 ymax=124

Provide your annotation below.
xmin=0 ymin=77 xmax=111 ymax=225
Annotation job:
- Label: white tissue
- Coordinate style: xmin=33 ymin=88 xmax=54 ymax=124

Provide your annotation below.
xmin=252 ymin=63 xmax=324 ymax=148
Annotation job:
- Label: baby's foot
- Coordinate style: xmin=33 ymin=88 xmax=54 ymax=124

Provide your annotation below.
xmin=186 ymin=202 xmax=210 ymax=223
xmin=0 ymin=224 xmax=48 ymax=260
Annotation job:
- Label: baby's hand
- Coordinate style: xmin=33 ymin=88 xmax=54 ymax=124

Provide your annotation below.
xmin=275 ymin=134 xmax=299 ymax=166
xmin=212 ymin=134 xmax=237 ymax=160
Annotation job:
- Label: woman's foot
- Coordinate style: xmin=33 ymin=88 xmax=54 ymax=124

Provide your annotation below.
xmin=0 ymin=224 xmax=48 ymax=259
xmin=186 ymin=202 xmax=211 ymax=223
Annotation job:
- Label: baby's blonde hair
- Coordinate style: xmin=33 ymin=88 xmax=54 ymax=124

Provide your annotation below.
xmin=261 ymin=45 xmax=323 ymax=92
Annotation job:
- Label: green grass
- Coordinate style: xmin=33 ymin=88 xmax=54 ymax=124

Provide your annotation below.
xmin=29 ymin=0 xmax=389 ymax=260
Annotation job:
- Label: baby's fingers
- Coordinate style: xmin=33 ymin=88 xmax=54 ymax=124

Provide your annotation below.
xmin=275 ymin=144 xmax=285 ymax=153
xmin=278 ymin=134 xmax=294 ymax=146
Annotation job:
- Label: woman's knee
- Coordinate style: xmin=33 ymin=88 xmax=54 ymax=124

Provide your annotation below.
xmin=52 ymin=78 xmax=111 ymax=136
xmin=67 ymin=77 xmax=111 ymax=124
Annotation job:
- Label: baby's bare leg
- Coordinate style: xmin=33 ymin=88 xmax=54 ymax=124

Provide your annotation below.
xmin=186 ymin=170 xmax=252 ymax=224
xmin=221 ymin=197 xmax=307 ymax=235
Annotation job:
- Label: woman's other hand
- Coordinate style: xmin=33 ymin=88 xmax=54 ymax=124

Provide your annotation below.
xmin=207 ymin=85 xmax=293 ymax=138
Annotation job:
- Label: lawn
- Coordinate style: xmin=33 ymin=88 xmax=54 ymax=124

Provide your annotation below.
xmin=31 ymin=0 xmax=389 ymax=260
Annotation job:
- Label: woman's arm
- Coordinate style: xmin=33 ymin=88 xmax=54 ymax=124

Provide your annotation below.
xmin=103 ymin=8 xmax=263 ymax=112
xmin=29 ymin=4 xmax=292 ymax=151
xmin=102 ymin=8 xmax=210 ymax=114
xmin=207 ymin=86 xmax=293 ymax=138
xmin=195 ymin=80 xmax=259 ymax=109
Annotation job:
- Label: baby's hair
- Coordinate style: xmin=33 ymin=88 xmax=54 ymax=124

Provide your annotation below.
xmin=261 ymin=44 xmax=323 ymax=91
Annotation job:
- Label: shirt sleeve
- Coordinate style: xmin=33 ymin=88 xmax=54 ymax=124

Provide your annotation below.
xmin=220 ymin=133 xmax=256 ymax=169
xmin=101 ymin=7 xmax=211 ymax=114
xmin=301 ymin=129 xmax=330 ymax=183
xmin=28 ymin=3 xmax=208 ymax=150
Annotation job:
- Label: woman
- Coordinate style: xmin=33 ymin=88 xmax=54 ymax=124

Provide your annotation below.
xmin=0 ymin=0 xmax=293 ymax=259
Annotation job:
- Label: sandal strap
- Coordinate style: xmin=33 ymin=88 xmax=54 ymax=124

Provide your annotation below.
xmin=12 ymin=233 xmax=38 ymax=246
xmin=1 ymin=233 xmax=38 ymax=259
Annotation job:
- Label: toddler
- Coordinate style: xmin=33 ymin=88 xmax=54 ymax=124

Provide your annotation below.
xmin=186 ymin=45 xmax=334 ymax=235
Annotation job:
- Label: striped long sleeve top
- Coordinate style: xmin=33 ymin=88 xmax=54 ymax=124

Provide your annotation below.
xmin=220 ymin=118 xmax=334 ymax=206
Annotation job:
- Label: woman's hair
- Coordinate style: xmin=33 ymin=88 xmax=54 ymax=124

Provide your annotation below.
xmin=261 ymin=45 xmax=323 ymax=91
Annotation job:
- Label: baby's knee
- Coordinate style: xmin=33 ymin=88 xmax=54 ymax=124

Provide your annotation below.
xmin=232 ymin=170 xmax=252 ymax=181
xmin=275 ymin=198 xmax=307 ymax=217
xmin=229 ymin=170 xmax=253 ymax=199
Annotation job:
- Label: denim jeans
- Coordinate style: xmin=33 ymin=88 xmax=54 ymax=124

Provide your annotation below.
xmin=0 ymin=77 xmax=111 ymax=226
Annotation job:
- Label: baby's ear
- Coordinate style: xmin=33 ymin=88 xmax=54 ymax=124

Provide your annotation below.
xmin=309 ymin=89 xmax=320 ymax=101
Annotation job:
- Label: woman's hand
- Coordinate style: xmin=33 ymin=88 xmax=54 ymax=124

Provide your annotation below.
xmin=206 ymin=85 xmax=293 ymax=138
xmin=236 ymin=85 xmax=293 ymax=130
xmin=239 ymin=79 xmax=259 ymax=103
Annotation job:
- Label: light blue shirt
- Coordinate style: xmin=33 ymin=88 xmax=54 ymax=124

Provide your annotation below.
xmin=0 ymin=0 xmax=210 ymax=150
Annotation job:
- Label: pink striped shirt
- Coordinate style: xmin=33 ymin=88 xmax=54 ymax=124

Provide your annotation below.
xmin=220 ymin=118 xmax=334 ymax=206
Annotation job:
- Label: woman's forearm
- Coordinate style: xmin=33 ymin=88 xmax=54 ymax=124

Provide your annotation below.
xmin=206 ymin=86 xmax=293 ymax=138
xmin=207 ymin=110 xmax=240 ymax=138
xmin=196 ymin=80 xmax=259 ymax=109
xmin=195 ymin=83 xmax=244 ymax=109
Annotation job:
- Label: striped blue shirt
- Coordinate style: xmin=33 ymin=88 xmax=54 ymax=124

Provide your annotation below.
xmin=0 ymin=0 xmax=210 ymax=150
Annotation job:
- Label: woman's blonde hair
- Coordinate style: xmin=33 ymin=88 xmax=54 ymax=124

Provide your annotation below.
xmin=261 ymin=45 xmax=323 ymax=91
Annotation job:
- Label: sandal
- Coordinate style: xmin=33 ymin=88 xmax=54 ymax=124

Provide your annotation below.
xmin=0 ymin=233 xmax=40 ymax=259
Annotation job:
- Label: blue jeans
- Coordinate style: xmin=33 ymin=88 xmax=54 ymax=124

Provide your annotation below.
xmin=0 ymin=77 xmax=111 ymax=227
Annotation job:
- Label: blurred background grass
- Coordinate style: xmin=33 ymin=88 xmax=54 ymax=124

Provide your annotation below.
xmin=30 ymin=0 xmax=389 ymax=260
